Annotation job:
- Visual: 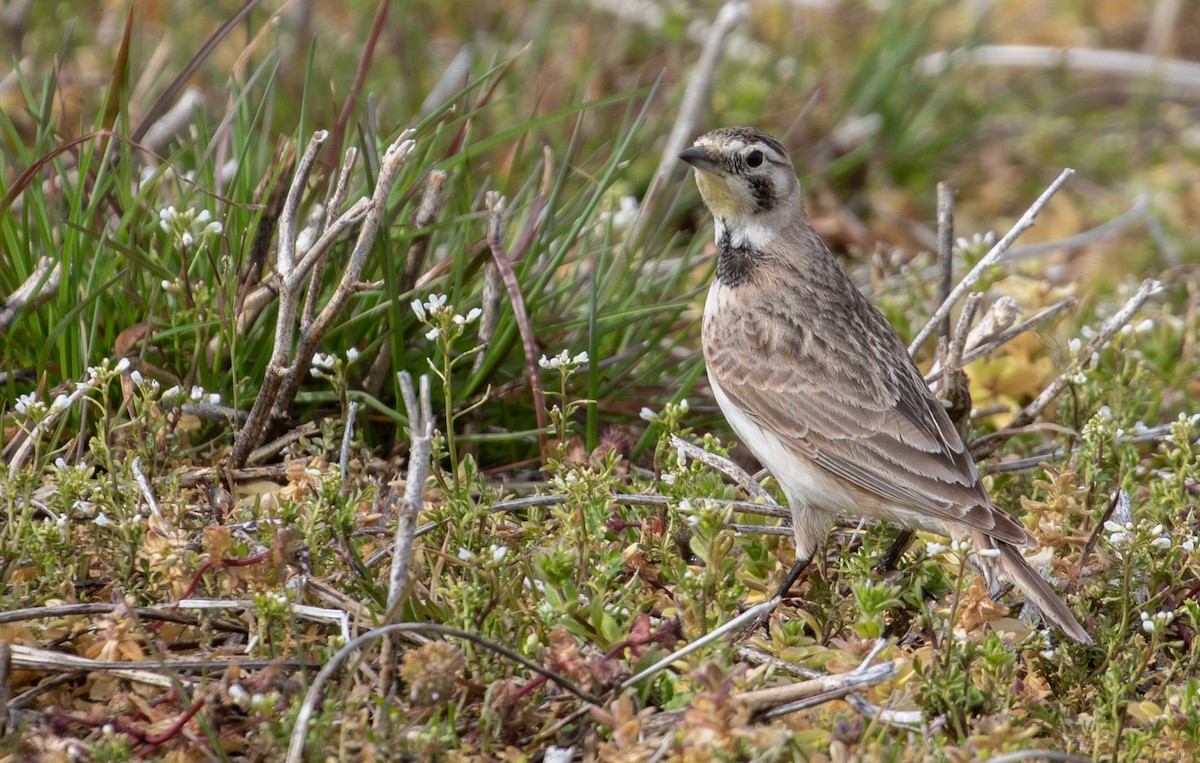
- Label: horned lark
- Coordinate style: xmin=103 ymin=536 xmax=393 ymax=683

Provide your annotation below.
xmin=680 ymin=126 xmax=1090 ymax=644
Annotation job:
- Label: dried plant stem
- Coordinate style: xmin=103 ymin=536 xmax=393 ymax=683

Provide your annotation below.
xmin=973 ymin=279 xmax=1163 ymax=459
xmin=909 ymin=169 xmax=1074 ymax=356
xmin=131 ymin=457 xmax=162 ymax=518
xmin=669 ymin=434 xmax=777 ymax=504
xmin=285 ymin=623 xmax=602 ymax=763
xmin=375 ymin=373 xmax=434 ymax=725
xmin=925 ymin=297 xmax=1076 ymax=385
xmin=0 ymin=256 xmax=59 ymax=333
xmin=485 ymin=192 xmax=549 ymax=460
xmin=228 ymin=130 xmax=416 ymax=468
xmin=635 ymin=0 xmax=747 ymax=241
xmin=936 ymin=182 xmax=954 ymax=341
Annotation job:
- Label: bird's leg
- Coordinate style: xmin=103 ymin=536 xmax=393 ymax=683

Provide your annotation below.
xmin=873 ymin=528 xmax=914 ymax=575
xmin=774 ymin=552 xmax=814 ymax=601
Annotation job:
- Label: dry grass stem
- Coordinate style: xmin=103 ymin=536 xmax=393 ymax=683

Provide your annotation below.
xmin=909 ymin=168 xmax=1075 ymax=356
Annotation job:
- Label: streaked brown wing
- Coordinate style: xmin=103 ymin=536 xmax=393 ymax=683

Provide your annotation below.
xmin=704 ymin=289 xmax=1032 ymax=547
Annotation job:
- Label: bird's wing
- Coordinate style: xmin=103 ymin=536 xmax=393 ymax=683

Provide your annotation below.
xmin=705 ymin=292 xmax=1033 ymax=547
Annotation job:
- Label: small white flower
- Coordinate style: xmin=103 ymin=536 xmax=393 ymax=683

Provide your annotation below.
xmin=1068 ymin=338 xmax=1081 ymax=354
xmin=94 ymin=512 xmax=113 ymax=528
xmin=181 ymin=232 xmax=194 ymax=247
xmin=1181 ymin=536 xmax=1196 ymax=553
xmin=14 ymin=392 xmax=36 ymax=413
xmin=115 ymin=357 xmax=131 ymax=373
xmin=678 ymin=399 xmax=689 ymax=413
xmin=196 ymin=209 xmax=211 ymax=224
xmin=976 ymin=548 xmax=1001 ymax=558
xmin=54 ymin=457 xmax=68 ymax=470
xmin=1134 ymin=318 xmax=1155 ymax=333
xmin=206 ymin=221 xmax=223 ymax=236
xmin=163 ymin=385 xmax=181 ymax=400
xmin=1080 ymin=325 xmax=1096 ymax=338
xmin=206 ymin=393 xmax=221 ymax=405
xmin=50 ymin=394 xmax=71 ymax=412
xmin=639 ymin=407 xmax=655 ymax=421
xmin=660 ymin=473 xmax=677 ymax=485
xmin=130 ymin=370 xmax=144 ymax=385
xmin=190 ymin=385 xmax=205 ymax=401
xmin=1103 ymin=520 xmax=1124 ymax=534
xmin=457 ymin=547 xmax=475 ymax=562
xmin=1072 ymin=371 xmax=1087 ymax=384
xmin=411 ymin=299 xmax=426 ymax=321
xmin=228 ymin=683 xmax=249 ymax=704
xmin=612 ymin=196 xmax=640 ymax=229
xmin=678 ymin=498 xmax=693 ymax=513
xmin=311 ymin=353 xmax=335 ymax=371
xmin=951 ymin=537 xmax=972 ymax=554
xmin=346 ymin=348 xmax=360 ymax=363
xmin=425 ymin=327 xmax=441 ymax=341
xmin=925 ymin=541 xmax=949 ymax=556
xmin=1151 ymin=537 xmax=1172 ymax=550
xmin=490 ymin=545 xmax=509 ymax=563
xmin=573 ymin=351 xmax=589 ymax=365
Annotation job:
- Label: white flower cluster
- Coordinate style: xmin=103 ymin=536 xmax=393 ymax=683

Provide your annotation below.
xmin=926 ymin=537 xmax=999 ymax=559
xmin=411 ymin=294 xmax=480 ymax=341
xmin=953 ymin=231 xmax=996 ymax=255
xmin=1140 ymin=609 xmax=1175 ymax=635
xmin=158 ymin=206 xmax=222 ymax=248
xmin=538 ymin=350 xmax=588 ymax=370
xmin=1104 ymin=517 xmax=1171 ymax=551
xmin=162 ymin=384 xmax=221 ymax=405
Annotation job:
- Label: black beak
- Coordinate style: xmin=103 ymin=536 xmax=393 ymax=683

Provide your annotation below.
xmin=678 ymin=145 xmax=721 ymax=173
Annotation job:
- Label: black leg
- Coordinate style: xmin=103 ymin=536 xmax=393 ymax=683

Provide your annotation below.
xmin=773 ymin=552 xmax=814 ymax=600
xmin=873 ymin=528 xmax=914 ymax=575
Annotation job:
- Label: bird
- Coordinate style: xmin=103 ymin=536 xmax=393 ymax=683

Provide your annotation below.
xmin=679 ymin=126 xmax=1091 ymax=644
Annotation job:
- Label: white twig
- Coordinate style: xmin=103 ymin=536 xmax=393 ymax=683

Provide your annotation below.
xmin=1011 ymin=279 xmax=1162 ymax=431
xmin=131 ymin=457 xmax=162 ymax=518
xmin=909 ymin=169 xmax=1074 ymax=356
xmin=919 ymin=45 xmax=1200 ymax=99
xmin=656 ymin=1 xmax=749 ymax=186
xmin=670 ymin=434 xmax=777 ymax=504
xmin=339 ymin=401 xmax=358 ymax=484
xmin=385 ymin=373 xmax=433 ymax=617
xmin=619 ymin=597 xmax=779 ymax=690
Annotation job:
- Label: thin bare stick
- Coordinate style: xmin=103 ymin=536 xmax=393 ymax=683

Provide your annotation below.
xmin=919 ymin=45 xmax=1200 ymax=99
xmin=488 ymin=492 xmax=789 ymax=519
xmin=485 ymin=192 xmax=549 ymax=460
xmin=375 ymin=373 xmax=434 ymax=726
xmin=669 ymin=434 xmax=777 ymax=504
xmin=936 ymin=182 xmax=954 ymax=341
xmin=654 ymin=1 xmax=749 ymax=187
xmin=0 ymin=256 xmax=60 ymax=333
xmin=974 ymin=279 xmax=1163 ymax=458
xmin=384 ymin=373 xmax=433 ymax=618
xmin=925 ymin=297 xmax=1075 ymax=384
xmin=339 ymin=401 xmax=358 ymax=484
xmin=750 ymin=662 xmax=897 ymax=717
xmin=908 ymin=169 xmax=1074 ymax=356
xmin=1000 ymin=194 xmax=1149 ymax=263
xmin=131 ymin=457 xmax=162 ymax=518
xmin=618 ymin=598 xmax=779 ymax=690
xmin=635 ymin=0 xmax=748 ymax=242
xmin=285 ymin=623 xmax=602 ymax=763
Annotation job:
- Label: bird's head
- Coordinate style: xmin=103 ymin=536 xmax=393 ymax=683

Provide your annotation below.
xmin=678 ymin=127 xmax=802 ymax=227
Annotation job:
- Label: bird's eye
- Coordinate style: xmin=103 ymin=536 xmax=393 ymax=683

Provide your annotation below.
xmin=745 ymin=149 xmax=764 ymax=168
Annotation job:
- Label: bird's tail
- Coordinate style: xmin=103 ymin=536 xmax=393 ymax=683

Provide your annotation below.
xmin=973 ymin=532 xmax=1092 ymax=645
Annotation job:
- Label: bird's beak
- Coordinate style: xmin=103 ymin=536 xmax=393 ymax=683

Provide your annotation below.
xmin=678 ymin=145 xmax=722 ymax=174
